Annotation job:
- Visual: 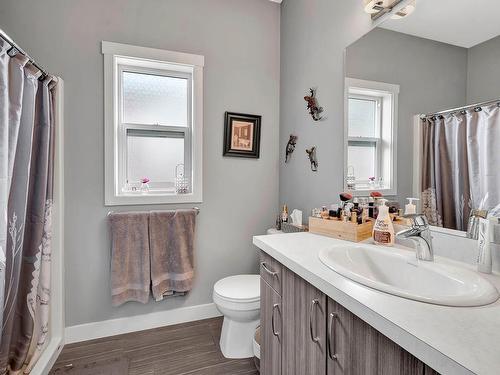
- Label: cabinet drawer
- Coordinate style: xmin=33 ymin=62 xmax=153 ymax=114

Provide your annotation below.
xmin=260 ymin=251 xmax=282 ymax=295
xmin=261 ymin=277 xmax=282 ymax=375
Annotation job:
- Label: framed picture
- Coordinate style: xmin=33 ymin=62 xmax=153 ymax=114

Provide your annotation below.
xmin=223 ymin=112 xmax=261 ymax=158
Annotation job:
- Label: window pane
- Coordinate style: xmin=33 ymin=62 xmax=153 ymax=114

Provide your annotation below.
xmin=347 ymin=142 xmax=376 ymax=181
xmin=122 ymin=71 xmax=188 ymax=126
xmin=127 ymin=130 xmax=184 ymax=190
xmin=348 ymin=98 xmax=376 ymax=137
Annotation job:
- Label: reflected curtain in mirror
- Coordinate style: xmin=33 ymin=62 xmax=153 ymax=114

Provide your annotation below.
xmin=421 ymin=104 xmax=500 ymax=231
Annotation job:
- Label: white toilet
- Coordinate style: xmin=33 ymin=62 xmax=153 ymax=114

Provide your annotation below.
xmin=213 ymin=274 xmax=260 ymax=358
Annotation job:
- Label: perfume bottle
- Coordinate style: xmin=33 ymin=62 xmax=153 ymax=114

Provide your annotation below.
xmin=281 ymin=205 xmax=289 ymax=223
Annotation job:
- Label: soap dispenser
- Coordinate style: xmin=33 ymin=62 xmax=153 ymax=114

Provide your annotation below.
xmin=404 ymin=198 xmax=419 ymax=215
xmin=373 ymin=199 xmax=395 ymax=246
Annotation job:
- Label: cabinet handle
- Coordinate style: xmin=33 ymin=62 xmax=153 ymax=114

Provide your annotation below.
xmin=272 ymin=303 xmax=280 ymax=339
xmin=261 ymin=262 xmax=278 ymax=278
xmin=309 ymin=299 xmax=320 ymax=343
xmin=328 ymin=312 xmax=338 ymax=360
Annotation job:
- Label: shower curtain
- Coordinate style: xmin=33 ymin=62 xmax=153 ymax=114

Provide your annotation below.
xmin=0 ymin=37 xmax=58 ymax=374
xmin=421 ymin=103 xmax=500 ymax=231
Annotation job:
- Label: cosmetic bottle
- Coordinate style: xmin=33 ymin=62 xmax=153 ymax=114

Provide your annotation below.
xmin=281 ymin=205 xmax=289 ymax=223
xmin=359 ymin=197 xmax=369 ymax=223
xmin=276 ymin=215 xmax=282 ymax=230
xmin=368 ymin=198 xmax=374 ymax=218
xmin=320 ymin=206 xmax=329 ymax=219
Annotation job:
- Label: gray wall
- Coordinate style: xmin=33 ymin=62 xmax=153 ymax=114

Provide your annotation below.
xmin=346 ymin=28 xmax=468 ymax=203
xmin=0 ymin=0 xmax=280 ymax=326
xmin=279 ymin=0 xmax=372 ymax=219
xmin=467 ymin=35 xmax=500 ymax=104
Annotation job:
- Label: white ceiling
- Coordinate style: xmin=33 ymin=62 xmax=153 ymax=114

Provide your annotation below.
xmin=381 ymin=0 xmax=500 ymax=48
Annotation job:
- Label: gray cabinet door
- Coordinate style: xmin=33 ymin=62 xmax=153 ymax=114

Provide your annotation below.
xmin=327 ymin=297 xmax=437 ymax=375
xmin=261 ymin=277 xmax=282 ymax=375
xmin=327 ymin=298 xmax=378 ymax=375
xmin=282 ymin=268 xmax=327 ymax=375
xmin=376 ymin=333 xmax=424 ymax=375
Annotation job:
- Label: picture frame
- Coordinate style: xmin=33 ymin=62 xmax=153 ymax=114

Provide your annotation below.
xmin=223 ymin=112 xmax=261 ymax=158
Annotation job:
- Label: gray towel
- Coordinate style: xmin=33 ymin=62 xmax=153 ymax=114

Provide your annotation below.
xmin=149 ymin=209 xmax=196 ymax=301
xmin=109 ymin=212 xmax=150 ymax=306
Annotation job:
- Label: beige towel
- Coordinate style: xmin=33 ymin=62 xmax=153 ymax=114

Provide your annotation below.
xmin=109 ymin=212 xmax=150 ymax=306
xmin=149 ymin=209 xmax=196 ymax=301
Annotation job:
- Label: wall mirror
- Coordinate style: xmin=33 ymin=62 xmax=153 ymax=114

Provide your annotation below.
xmin=344 ymin=0 xmax=500 ymax=239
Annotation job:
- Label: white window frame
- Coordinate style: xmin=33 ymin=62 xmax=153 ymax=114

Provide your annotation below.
xmin=102 ymin=41 xmax=204 ymax=205
xmin=344 ymin=78 xmax=399 ymax=196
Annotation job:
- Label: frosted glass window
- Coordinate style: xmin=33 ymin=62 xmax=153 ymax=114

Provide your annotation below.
xmin=122 ymin=71 xmax=188 ymax=126
xmin=348 ymin=98 xmax=377 ymax=138
xmin=348 ymin=142 xmax=376 ymax=181
xmin=127 ymin=130 xmax=184 ymax=188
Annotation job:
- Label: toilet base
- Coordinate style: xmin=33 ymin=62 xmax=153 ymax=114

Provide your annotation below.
xmin=219 ymin=317 xmax=260 ymax=359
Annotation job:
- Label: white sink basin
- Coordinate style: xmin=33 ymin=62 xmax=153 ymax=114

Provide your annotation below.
xmin=319 ymin=244 xmax=499 ymax=307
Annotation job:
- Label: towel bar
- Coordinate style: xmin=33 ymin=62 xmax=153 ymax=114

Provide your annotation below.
xmin=107 ymin=207 xmax=200 ymax=216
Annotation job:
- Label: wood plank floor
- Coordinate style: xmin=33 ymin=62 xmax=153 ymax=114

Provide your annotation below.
xmin=50 ymin=317 xmax=258 ymax=375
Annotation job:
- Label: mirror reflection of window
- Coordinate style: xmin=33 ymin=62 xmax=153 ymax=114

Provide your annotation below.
xmin=348 ymin=96 xmax=380 ymax=183
xmin=345 ymin=79 xmax=399 ymax=195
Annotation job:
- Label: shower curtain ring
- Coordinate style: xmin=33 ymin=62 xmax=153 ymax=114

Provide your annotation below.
xmin=7 ymin=47 xmax=18 ymax=57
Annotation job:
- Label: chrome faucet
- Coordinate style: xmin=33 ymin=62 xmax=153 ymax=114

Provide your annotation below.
xmin=396 ymin=214 xmax=434 ymax=261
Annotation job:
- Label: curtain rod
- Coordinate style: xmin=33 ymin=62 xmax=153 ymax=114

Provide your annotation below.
xmin=0 ymin=28 xmax=48 ymax=79
xmin=422 ymin=98 xmax=500 ymax=119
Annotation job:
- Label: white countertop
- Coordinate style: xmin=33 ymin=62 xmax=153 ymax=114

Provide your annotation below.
xmin=253 ymin=232 xmax=500 ymax=375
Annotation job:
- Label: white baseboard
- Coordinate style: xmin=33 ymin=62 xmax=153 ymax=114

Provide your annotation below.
xmin=65 ymin=302 xmax=222 ymax=344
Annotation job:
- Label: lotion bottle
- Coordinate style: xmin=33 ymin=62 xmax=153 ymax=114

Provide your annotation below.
xmin=372 ymin=199 xmax=395 ymax=246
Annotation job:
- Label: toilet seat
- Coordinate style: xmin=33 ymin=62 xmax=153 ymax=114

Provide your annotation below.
xmin=213 ymin=274 xmax=261 ymax=359
xmin=213 ymin=275 xmax=260 ymax=310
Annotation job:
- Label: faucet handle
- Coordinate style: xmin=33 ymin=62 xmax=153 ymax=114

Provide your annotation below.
xmin=403 ymin=213 xmax=429 ymax=229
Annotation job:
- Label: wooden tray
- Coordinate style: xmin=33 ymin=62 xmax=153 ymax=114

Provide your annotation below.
xmin=308 ymin=216 xmax=374 ymax=242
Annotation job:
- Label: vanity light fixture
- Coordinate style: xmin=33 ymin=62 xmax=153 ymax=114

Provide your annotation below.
xmin=363 ymin=0 xmax=416 ymax=19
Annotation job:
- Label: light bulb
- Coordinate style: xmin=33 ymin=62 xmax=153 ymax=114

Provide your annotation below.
xmin=391 ymin=1 xmax=416 ymax=19
xmin=364 ymin=0 xmax=388 ymax=14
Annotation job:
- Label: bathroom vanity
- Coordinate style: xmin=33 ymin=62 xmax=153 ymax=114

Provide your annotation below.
xmin=255 ymin=232 xmax=500 ymax=375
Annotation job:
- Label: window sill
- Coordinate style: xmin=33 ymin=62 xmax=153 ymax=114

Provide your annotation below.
xmin=348 ymin=187 xmax=397 ymax=197
xmin=105 ymin=191 xmax=202 ymax=206
xmin=121 ymin=189 xmax=177 ymax=195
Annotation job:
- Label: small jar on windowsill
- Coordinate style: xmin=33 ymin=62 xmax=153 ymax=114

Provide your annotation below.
xmin=140 ymin=178 xmax=150 ymax=194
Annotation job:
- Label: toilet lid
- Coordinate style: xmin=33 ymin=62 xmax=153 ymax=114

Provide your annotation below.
xmin=214 ymin=275 xmax=260 ymax=302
